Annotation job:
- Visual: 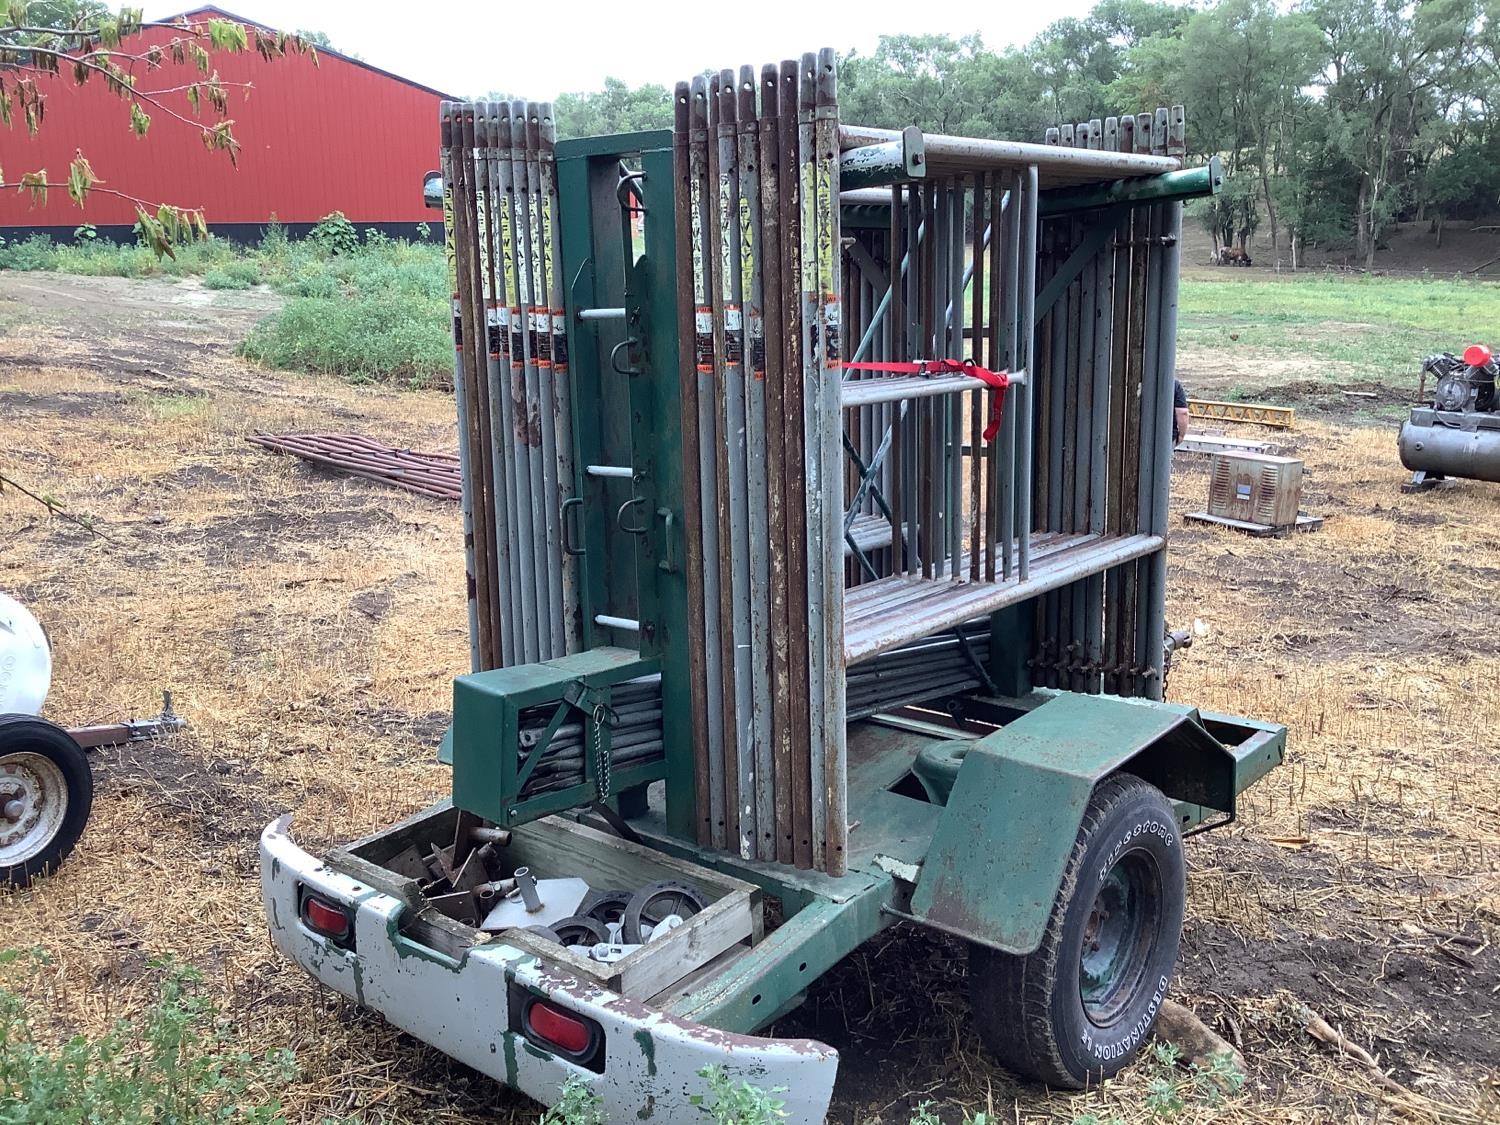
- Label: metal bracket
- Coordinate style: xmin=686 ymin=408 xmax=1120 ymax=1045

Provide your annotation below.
xmin=617 ymin=494 xmax=648 ymax=535
xmin=560 ymin=496 xmax=586 ymax=556
xmin=656 ymin=507 xmax=677 ymax=572
xmin=609 ymin=337 xmax=643 ymax=376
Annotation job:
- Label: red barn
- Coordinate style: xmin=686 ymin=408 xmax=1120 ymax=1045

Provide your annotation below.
xmin=0 ymin=6 xmax=452 ymax=242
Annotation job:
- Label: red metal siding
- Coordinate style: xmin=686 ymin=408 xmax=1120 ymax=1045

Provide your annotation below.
xmin=0 ymin=12 xmax=445 ymax=229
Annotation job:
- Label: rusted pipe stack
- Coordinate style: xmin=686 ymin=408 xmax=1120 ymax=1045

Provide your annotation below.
xmin=675 ymin=52 xmax=847 ymax=872
xmin=442 ymin=100 xmax=582 ymax=671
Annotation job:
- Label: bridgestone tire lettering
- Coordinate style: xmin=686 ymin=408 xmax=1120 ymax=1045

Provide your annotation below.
xmin=969 ymin=773 xmax=1187 ymax=1089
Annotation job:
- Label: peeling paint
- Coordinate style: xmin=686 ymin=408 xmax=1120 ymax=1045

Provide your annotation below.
xmin=503 ymin=1030 xmax=518 ymax=1087
xmin=634 ymin=1029 xmax=658 ymax=1076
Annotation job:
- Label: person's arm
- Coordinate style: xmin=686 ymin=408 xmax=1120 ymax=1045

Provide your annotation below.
xmin=1173 ymin=379 xmax=1189 ymax=445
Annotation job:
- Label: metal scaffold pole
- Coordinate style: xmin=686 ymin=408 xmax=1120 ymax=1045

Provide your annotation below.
xmin=439 ymin=74 xmax=1209 ymax=867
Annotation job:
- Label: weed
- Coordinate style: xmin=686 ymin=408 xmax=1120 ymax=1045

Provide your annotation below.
xmin=203 ymin=258 xmax=262 ymax=290
xmin=146 ymin=393 xmax=210 ymax=420
xmin=689 ymin=1064 xmax=788 ymax=1122
xmin=0 ymin=950 xmax=302 ymax=1122
xmin=0 ymin=235 xmax=58 ymax=271
xmin=239 ymin=287 xmax=448 ymax=387
xmin=538 ymin=1076 xmax=604 ymax=1125
xmin=307 ymin=211 xmax=360 ymax=256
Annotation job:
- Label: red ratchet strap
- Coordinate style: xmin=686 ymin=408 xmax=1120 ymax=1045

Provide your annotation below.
xmin=844 ymin=359 xmax=1012 ymax=440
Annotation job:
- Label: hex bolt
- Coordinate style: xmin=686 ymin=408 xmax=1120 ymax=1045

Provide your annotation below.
xmin=514 ymin=867 xmax=544 ymax=914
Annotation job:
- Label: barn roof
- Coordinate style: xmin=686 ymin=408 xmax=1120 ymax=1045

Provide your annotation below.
xmin=165 ymin=5 xmax=457 ymax=100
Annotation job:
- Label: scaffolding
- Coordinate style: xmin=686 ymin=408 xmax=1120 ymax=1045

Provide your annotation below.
xmin=439 ymin=51 xmax=1215 ymax=876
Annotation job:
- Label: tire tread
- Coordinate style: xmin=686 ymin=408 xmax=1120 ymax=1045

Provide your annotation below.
xmin=970 ymin=773 xmax=1179 ymax=1088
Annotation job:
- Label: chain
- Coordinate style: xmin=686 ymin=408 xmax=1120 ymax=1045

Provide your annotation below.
xmin=591 ymin=702 xmax=611 ymax=799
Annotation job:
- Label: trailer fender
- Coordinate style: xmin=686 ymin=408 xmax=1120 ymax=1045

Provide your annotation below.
xmin=908 ymin=693 xmax=1234 ymax=954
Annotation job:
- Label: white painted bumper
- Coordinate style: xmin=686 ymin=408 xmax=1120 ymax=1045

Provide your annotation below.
xmin=259 ymin=817 xmax=838 ymax=1123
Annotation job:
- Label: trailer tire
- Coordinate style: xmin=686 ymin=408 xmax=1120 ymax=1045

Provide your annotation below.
xmin=968 ymin=772 xmax=1184 ymax=1088
xmin=0 ymin=715 xmax=93 ymax=888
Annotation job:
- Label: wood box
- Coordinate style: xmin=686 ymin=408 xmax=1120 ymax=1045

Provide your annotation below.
xmin=335 ymin=802 xmax=760 ymax=1001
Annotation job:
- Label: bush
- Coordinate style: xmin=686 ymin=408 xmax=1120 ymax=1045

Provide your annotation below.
xmin=0 ymin=235 xmax=58 ymax=271
xmin=203 ymin=258 xmax=263 ymax=290
xmin=0 ymin=950 xmax=300 ymax=1122
xmin=307 ymin=211 xmax=360 ymax=255
xmin=239 ymin=288 xmax=449 ymax=387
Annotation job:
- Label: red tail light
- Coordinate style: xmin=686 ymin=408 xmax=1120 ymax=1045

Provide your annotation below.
xmin=525 ymin=999 xmax=596 ymax=1056
xmin=300 ymin=890 xmax=353 ymax=946
xmin=1464 ymin=343 xmax=1492 ymax=367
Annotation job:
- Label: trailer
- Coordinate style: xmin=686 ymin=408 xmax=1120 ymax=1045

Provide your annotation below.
xmin=260 ymin=50 xmax=1284 ymax=1122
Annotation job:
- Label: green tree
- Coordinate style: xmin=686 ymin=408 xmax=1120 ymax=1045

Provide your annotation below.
xmin=840 ymin=34 xmax=996 ymax=134
xmin=554 ymin=77 xmax=671 ymax=139
xmin=1306 ymin=0 xmax=1481 ymax=267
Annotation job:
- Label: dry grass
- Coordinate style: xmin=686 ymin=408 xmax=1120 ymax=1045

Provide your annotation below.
xmin=1 ymin=273 xmax=1497 ymax=1123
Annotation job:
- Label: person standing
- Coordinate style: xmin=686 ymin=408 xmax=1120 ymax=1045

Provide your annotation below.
xmin=1173 ymin=378 xmax=1189 ymax=447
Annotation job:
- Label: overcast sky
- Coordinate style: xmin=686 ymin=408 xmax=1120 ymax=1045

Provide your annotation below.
xmin=147 ymin=1 xmax=1099 ymax=100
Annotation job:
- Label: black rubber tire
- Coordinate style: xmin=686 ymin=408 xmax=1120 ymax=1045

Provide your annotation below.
xmin=0 ymin=714 xmax=93 ymax=888
xmin=581 ymin=888 xmax=633 ymax=927
xmin=969 ymin=772 xmax=1185 ymax=1088
xmin=621 ymin=880 xmax=709 ymax=944
xmin=551 ymin=915 xmax=611 ymax=948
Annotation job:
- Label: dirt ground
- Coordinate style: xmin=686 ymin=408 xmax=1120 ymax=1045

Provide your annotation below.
xmin=2 ymin=271 xmax=1497 ymax=1124
xmin=1183 ymin=218 xmax=1500 ymax=276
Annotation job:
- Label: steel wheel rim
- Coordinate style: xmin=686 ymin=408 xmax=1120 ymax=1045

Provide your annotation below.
xmin=0 ymin=752 xmax=69 ymax=867
xmin=639 ymin=889 xmax=702 ymax=927
xmin=1079 ymin=850 xmax=1161 ymax=1026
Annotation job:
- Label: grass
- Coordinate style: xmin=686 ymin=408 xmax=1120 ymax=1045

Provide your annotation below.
xmin=1178 ymin=271 xmax=1500 ymax=384
xmin=1 ymin=261 xmax=1496 ymax=1122
xmin=0 ymin=951 xmax=306 ymax=1122
xmin=0 ymin=220 xmax=450 ymax=388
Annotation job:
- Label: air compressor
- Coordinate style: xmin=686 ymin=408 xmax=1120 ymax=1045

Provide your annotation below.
xmin=1399 ymin=343 xmax=1500 ymax=491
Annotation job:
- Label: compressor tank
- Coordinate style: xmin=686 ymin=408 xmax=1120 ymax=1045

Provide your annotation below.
xmin=1398 ymin=408 xmax=1500 ymax=483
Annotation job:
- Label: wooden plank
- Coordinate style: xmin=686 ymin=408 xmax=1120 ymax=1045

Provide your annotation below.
xmin=1176 ymin=433 xmax=1281 ymax=456
xmin=1183 ymin=511 xmax=1324 ymax=537
xmin=618 ymin=898 xmax=753 ymax=997
xmin=511 ymin=817 xmax=759 ymax=905
xmin=1187 ymin=398 xmax=1296 ymax=429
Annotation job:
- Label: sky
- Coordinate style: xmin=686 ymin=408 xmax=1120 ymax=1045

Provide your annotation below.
xmin=148 ymin=0 xmax=1100 ymax=100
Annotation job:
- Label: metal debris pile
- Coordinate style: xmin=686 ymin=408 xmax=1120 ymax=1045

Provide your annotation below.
xmin=398 ymin=819 xmax=709 ymax=964
xmin=247 ymin=432 xmax=462 ymax=501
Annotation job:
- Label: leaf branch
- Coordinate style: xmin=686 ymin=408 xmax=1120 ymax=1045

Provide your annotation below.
xmin=0 ymin=471 xmax=112 ymax=542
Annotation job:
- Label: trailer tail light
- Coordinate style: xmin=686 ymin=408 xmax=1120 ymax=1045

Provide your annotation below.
xmin=1464 ymin=343 xmax=1492 ymax=367
xmin=510 ymin=985 xmax=605 ymax=1071
xmin=299 ymin=888 xmax=354 ymax=950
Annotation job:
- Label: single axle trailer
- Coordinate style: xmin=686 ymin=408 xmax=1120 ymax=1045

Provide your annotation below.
xmin=261 ymin=48 xmax=1284 ymax=1122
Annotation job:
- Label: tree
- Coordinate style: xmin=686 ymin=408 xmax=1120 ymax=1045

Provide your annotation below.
xmin=840 ymin=34 xmax=999 ymax=135
xmin=554 ymin=77 xmax=671 ymax=139
xmin=1306 ymin=0 xmax=1480 ymax=268
xmin=0 ymin=3 xmax=315 ymax=254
